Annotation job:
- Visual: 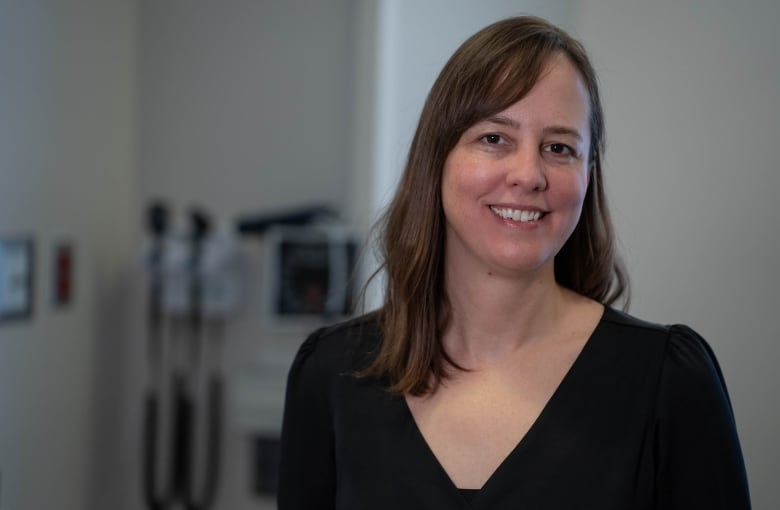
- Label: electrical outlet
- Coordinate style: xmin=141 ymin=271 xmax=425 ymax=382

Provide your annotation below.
xmin=0 ymin=237 xmax=34 ymax=321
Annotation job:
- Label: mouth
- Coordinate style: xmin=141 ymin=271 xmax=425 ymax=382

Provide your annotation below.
xmin=489 ymin=206 xmax=547 ymax=223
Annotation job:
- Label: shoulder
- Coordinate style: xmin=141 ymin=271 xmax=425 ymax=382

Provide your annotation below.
xmin=639 ymin=320 xmax=750 ymax=505
xmin=600 ymin=307 xmax=715 ymax=356
xmin=597 ymin=308 xmax=727 ymax=390
xmin=600 ymin=306 xmax=669 ymax=336
xmin=289 ymin=312 xmax=383 ymax=381
xmin=658 ymin=322 xmax=733 ymax=412
xmin=601 ymin=307 xmax=732 ymax=407
xmin=592 ymin=307 xmax=673 ymax=365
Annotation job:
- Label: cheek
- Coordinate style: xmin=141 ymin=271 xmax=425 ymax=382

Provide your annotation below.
xmin=441 ymin=161 xmax=484 ymax=235
xmin=440 ymin=163 xmax=457 ymax=219
xmin=442 ymin=154 xmax=496 ymax=205
xmin=550 ymin=170 xmax=590 ymax=210
xmin=441 ymin=158 xmax=476 ymax=216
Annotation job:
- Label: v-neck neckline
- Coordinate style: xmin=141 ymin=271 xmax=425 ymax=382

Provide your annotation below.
xmin=399 ymin=306 xmax=609 ymax=504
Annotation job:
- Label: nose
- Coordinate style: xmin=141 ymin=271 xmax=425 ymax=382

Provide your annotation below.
xmin=505 ymin=145 xmax=548 ymax=191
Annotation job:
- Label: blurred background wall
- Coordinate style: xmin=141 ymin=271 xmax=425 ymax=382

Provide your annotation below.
xmin=0 ymin=1 xmax=136 ymax=509
xmin=0 ymin=1 xmax=777 ymax=509
xmin=577 ymin=3 xmax=780 ymax=507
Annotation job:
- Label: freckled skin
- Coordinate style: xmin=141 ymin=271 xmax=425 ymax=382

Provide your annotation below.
xmin=441 ymin=55 xmax=592 ymax=280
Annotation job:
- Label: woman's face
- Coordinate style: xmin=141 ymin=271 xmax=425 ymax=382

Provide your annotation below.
xmin=441 ymin=54 xmax=591 ymax=279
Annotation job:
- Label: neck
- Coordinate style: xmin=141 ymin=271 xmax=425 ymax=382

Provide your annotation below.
xmin=442 ymin=262 xmax=572 ymax=366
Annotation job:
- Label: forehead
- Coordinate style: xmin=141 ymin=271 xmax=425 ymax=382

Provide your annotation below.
xmin=493 ymin=55 xmax=591 ymax=132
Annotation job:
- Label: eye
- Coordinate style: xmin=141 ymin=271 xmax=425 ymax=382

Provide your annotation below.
xmin=481 ymin=134 xmax=504 ymax=145
xmin=547 ymin=143 xmax=573 ymax=155
xmin=542 ymin=142 xmax=579 ymax=164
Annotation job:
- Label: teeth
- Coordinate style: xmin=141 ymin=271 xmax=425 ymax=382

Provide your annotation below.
xmin=490 ymin=206 xmax=543 ymax=222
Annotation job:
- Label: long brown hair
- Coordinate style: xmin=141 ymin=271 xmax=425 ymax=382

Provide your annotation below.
xmin=361 ymin=16 xmax=629 ymax=395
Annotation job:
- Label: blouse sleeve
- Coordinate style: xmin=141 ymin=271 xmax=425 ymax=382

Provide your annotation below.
xmin=277 ymin=330 xmax=336 ymax=509
xmin=655 ymin=325 xmax=751 ymax=509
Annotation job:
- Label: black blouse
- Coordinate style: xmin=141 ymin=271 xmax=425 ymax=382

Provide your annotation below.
xmin=277 ymin=307 xmax=751 ymax=509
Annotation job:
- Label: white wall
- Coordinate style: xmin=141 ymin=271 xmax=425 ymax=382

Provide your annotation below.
xmin=0 ymin=1 xmax=136 ymax=509
xmin=136 ymin=0 xmax=355 ymax=220
xmin=575 ymin=2 xmax=780 ymax=507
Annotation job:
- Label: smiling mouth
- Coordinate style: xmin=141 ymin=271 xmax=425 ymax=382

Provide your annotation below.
xmin=489 ymin=206 xmax=547 ymax=223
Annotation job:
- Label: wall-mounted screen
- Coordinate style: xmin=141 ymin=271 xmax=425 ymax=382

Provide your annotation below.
xmin=262 ymin=225 xmax=357 ymax=329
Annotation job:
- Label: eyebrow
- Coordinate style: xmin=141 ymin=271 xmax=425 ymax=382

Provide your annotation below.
xmin=483 ymin=115 xmax=521 ymax=129
xmin=481 ymin=115 xmax=584 ymax=142
xmin=542 ymin=125 xmax=584 ymax=142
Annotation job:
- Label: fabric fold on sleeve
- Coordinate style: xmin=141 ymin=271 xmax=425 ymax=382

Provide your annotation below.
xmin=654 ymin=324 xmax=751 ymax=509
xmin=277 ymin=330 xmax=337 ymax=509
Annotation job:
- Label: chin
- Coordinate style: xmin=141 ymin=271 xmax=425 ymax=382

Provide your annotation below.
xmin=487 ymin=254 xmax=554 ymax=277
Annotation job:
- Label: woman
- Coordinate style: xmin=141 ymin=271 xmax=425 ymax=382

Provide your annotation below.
xmin=278 ymin=16 xmax=751 ymax=509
